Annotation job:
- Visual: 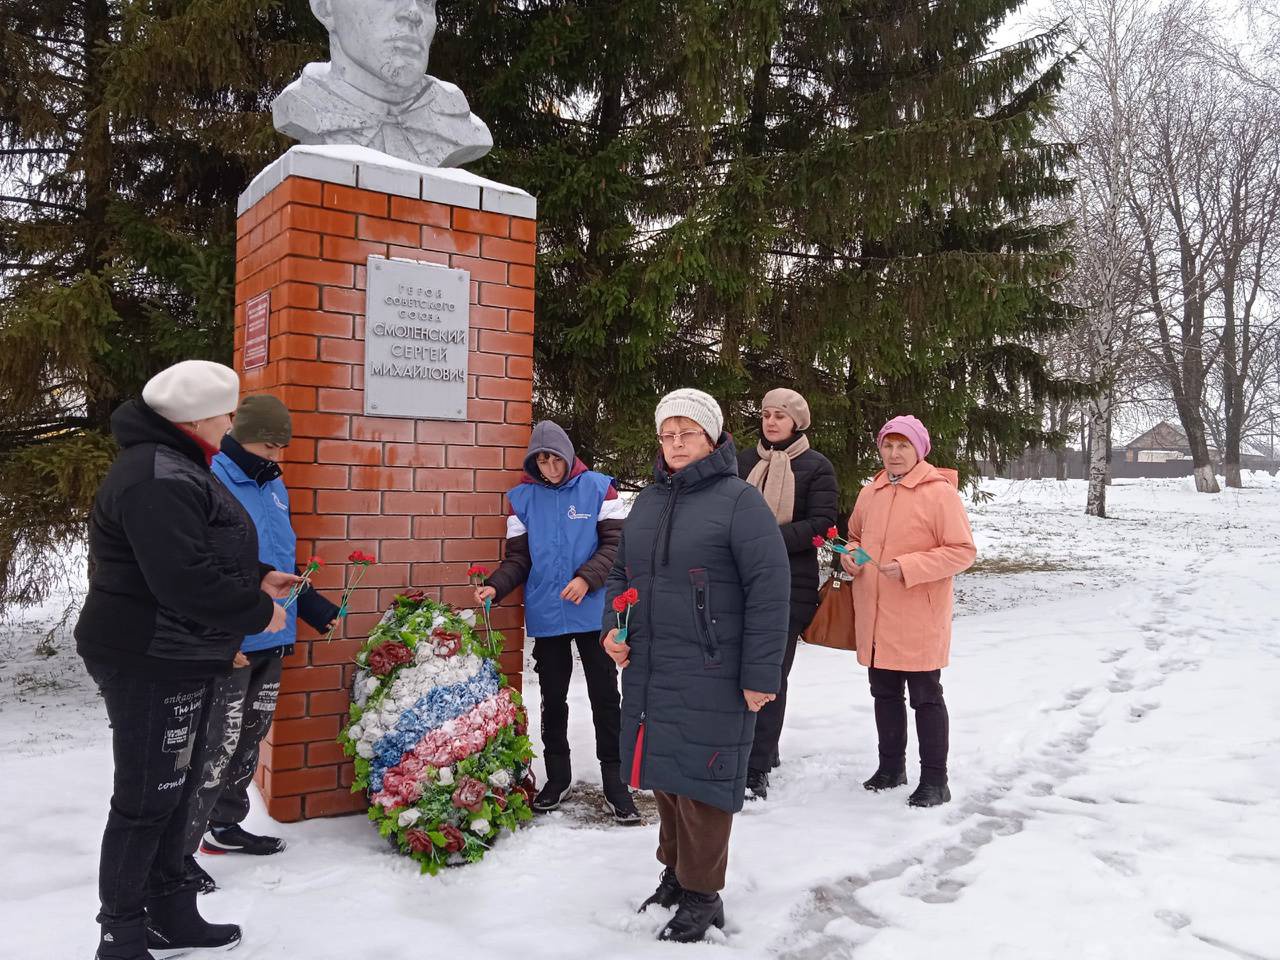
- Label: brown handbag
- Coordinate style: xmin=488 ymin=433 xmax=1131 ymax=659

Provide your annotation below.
xmin=802 ymin=574 xmax=857 ymax=651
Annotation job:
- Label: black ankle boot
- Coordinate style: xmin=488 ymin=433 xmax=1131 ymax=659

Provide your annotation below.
xmin=745 ymin=768 xmax=769 ymax=801
xmin=862 ymin=765 xmax=907 ymax=791
xmin=638 ymin=866 xmax=683 ymax=912
xmin=907 ymin=780 xmax=951 ymax=807
xmin=96 ymin=916 xmax=150 ymax=960
xmin=601 ymin=762 xmax=641 ymax=824
xmin=145 ymin=888 xmax=241 ymax=956
xmin=658 ymin=890 xmax=726 ymax=942
xmin=532 ymin=755 xmax=572 ymax=812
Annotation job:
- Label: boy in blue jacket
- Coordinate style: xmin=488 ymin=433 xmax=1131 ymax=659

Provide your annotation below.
xmin=182 ymin=395 xmax=340 ymax=891
xmin=474 ymin=420 xmax=638 ymax=823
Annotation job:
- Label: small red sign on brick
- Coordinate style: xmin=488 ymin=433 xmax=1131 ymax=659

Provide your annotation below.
xmin=244 ymin=292 xmax=271 ymax=370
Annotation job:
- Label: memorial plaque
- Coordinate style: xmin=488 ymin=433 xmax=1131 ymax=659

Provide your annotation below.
xmin=244 ymin=292 xmax=270 ymax=370
xmin=364 ymin=256 xmax=470 ymax=420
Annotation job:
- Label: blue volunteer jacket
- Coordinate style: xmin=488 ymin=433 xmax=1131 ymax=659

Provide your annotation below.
xmin=505 ymin=465 xmax=617 ymax=637
xmin=211 ymin=451 xmax=298 ymax=653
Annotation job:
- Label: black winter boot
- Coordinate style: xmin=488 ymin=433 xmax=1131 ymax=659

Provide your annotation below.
xmin=862 ymin=765 xmax=908 ymax=792
xmin=638 ymin=867 xmax=682 ymax=913
xmin=532 ymin=754 xmax=572 ymax=812
xmin=658 ymin=890 xmax=726 ymax=942
xmin=96 ymin=916 xmax=152 ymax=960
xmin=907 ymin=780 xmax=951 ymax=808
xmin=183 ymin=856 xmax=216 ymax=895
xmin=145 ymin=889 xmax=241 ymax=957
xmin=745 ymin=768 xmax=769 ymax=801
xmin=770 ymin=748 xmax=781 ymax=770
xmin=600 ymin=762 xmax=641 ymax=824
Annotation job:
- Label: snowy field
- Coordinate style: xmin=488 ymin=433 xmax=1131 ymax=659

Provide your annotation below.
xmin=2 ymin=475 xmax=1278 ymax=959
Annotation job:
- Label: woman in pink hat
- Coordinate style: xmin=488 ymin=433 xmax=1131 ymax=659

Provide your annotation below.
xmin=839 ymin=415 xmax=976 ymax=806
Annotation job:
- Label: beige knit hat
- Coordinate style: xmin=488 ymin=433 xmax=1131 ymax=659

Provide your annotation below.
xmin=142 ymin=360 xmax=240 ymax=423
xmin=654 ymin=388 xmax=723 ymax=441
xmin=761 ymin=387 xmax=811 ymax=431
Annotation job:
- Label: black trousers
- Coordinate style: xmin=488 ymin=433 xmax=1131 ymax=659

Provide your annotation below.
xmin=748 ymin=622 xmax=802 ymax=772
xmin=183 ymin=650 xmax=283 ymax=854
xmin=531 ymin=631 xmax=621 ymax=767
xmin=85 ymin=658 xmax=213 ymax=923
xmin=868 ymin=667 xmax=949 ymax=782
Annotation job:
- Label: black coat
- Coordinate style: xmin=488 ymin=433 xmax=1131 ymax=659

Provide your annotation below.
xmin=75 ymin=400 xmax=276 ymax=676
xmin=605 ymin=436 xmax=790 ymax=813
xmin=738 ymin=436 xmax=839 ymax=634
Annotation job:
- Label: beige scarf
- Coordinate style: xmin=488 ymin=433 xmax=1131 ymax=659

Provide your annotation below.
xmin=746 ymin=435 xmax=810 ymax=523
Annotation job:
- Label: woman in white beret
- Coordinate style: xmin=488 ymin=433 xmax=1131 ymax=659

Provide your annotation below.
xmin=75 ymin=360 xmax=299 ymax=960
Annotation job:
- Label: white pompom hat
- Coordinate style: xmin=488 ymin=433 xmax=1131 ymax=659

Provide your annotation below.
xmin=142 ymin=360 xmax=240 ymax=423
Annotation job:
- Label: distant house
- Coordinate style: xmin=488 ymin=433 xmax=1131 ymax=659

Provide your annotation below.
xmin=1120 ymin=421 xmax=1218 ymax=463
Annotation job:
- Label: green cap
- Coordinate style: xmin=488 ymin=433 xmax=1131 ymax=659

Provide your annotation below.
xmin=230 ymin=394 xmax=292 ymax=446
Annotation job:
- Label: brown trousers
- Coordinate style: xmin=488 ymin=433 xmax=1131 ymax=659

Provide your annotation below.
xmin=654 ymin=790 xmax=734 ymax=893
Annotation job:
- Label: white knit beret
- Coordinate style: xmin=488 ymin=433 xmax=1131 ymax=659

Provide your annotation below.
xmin=654 ymin=388 xmax=724 ymax=442
xmin=142 ymin=360 xmax=240 ymax=423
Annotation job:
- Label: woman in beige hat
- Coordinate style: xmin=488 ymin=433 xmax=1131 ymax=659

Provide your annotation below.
xmin=737 ymin=388 xmax=838 ymax=799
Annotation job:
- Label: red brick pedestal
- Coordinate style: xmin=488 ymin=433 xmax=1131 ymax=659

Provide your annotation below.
xmin=232 ymin=146 xmax=536 ymax=821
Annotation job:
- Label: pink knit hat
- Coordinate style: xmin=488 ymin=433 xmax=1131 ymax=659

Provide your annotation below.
xmin=876 ymin=415 xmax=931 ymax=460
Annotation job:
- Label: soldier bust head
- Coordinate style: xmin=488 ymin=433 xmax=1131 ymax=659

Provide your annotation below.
xmin=272 ymin=0 xmax=493 ymax=168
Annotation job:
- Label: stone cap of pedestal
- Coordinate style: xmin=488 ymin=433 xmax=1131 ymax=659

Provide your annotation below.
xmin=237 ymin=144 xmax=536 ymax=221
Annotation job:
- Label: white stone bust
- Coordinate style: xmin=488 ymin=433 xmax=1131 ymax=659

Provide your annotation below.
xmin=272 ymin=0 xmax=493 ymax=168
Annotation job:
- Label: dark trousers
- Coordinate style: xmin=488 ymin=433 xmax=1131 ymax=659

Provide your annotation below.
xmin=183 ymin=650 xmax=283 ymax=854
xmin=868 ymin=667 xmax=949 ymax=782
xmin=655 ymin=790 xmax=734 ymax=893
xmin=84 ymin=659 xmax=212 ymax=923
xmin=748 ymin=621 xmax=803 ymax=771
xmin=531 ymin=631 xmax=621 ymax=767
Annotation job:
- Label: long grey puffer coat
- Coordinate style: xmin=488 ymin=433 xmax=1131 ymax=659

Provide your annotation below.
xmin=603 ymin=435 xmax=790 ymax=813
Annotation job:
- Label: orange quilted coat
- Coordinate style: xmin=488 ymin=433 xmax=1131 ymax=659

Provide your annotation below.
xmin=848 ymin=461 xmax=976 ymax=671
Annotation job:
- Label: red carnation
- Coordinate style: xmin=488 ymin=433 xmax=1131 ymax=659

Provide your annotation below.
xmin=622 ymin=588 xmax=639 ymax=605
xmin=827 ymin=526 xmax=839 ymax=540
xmin=467 ymin=564 xmax=490 ymax=577
xmin=349 ymin=549 xmax=375 ymax=564
xmin=451 ymin=776 xmax=487 ymax=813
xmin=439 ymin=823 xmax=466 ymax=853
xmin=404 ymin=589 xmax=427 ymax=603
xmin=612 ymin=595 xmax=628 ymax=613
xmin=405 ymin=828 xmax=433 ymax=854
xmin=368 ymin=642 xmax=414 ymax=676
xmin=306 ymin=555 xmax=323 ymax=567
xmin=812 ymin=535 xmax=826 ymax=547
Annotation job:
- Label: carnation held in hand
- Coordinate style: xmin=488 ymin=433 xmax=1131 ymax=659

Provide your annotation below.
xmin=339 ymin=593 xmax=536 ymax=874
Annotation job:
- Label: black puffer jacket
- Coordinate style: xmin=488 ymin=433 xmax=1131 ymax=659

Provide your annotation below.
xmin=75 ymin=399 xmax=276 ymax=676
xmin=738 ymin=436 xmax=839 ymax=634
xmin=604 ymin=436 xmax=790 ymax=813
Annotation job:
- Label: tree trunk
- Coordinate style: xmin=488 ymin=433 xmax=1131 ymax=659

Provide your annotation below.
xmin=1177 ymin=403 xmax=1221 ymax=492
xmin=1221 ymin=265 xmax=1244 ymax=488
xmin=1086 ymin=394 xmax=1109 ymax=517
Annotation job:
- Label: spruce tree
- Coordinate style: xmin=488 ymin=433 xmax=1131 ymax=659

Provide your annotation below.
xmin=0 ymin=0 xmax=320 ymax=605
xmin=666 ymin=0 xmax=1079 ymax=500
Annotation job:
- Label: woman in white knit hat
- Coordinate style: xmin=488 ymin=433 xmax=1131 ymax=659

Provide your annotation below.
xmin=601 ymin=388 xmax=790 ymax=942
xmin=75 ymin=360 xmax=300 ymax=960
xmin=737 ymin=388 xmax=838 ymax=800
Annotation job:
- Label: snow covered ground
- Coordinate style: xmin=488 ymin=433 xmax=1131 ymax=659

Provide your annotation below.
xmin=2 ymin=476 xmax=1278 ymax=959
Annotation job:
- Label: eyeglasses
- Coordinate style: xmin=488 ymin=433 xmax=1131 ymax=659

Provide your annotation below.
xmin=657 ymin=430 xmax=704 ymax=446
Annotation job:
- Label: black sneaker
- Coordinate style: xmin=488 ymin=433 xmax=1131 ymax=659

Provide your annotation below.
xmin=600 ymin=762 xmax=641 ymax=824
xmin=638 ymin=867 xmax=682 ymax=913
xmin=862 ymin=767 xmax=908 ymax=792
xmin=657 ymin=890 xmax=725 ymax=942
xmin=531 ymin=780 xmax=572 ymax=813
xmin=201 ymin=823 xmax=286 ymax=856
xmin=745 ymin=768 xmax=769 ymax=801
xmin=184 ymin=855 xmax=217 ymax=895
xmin=907 ymin=781 xmax=951 ymax=807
